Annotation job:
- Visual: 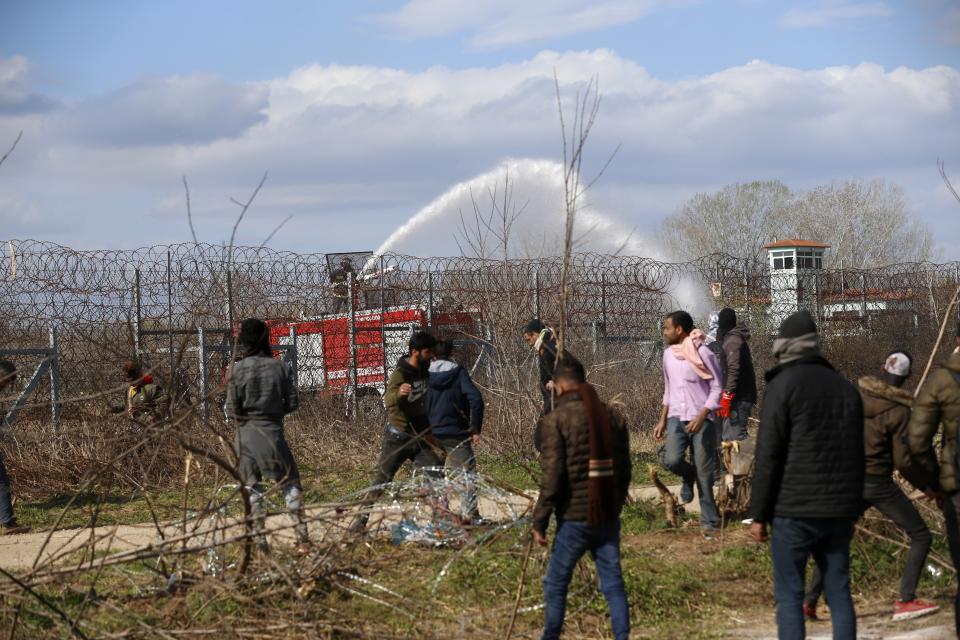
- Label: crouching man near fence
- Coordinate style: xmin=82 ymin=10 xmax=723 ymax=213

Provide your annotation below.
xmin=428 ymin=339 xmax=484 ymax=524
xmin=0 ymin=360 xmax=30 ymax=535
xmin=121 ymin=361 xmax=169 ymax=422
xmin=226 ymin=318 xmax=310 ymax=557
xmin=531 ymin=355 xmax=632 ymax=640
xmin=350 ymin=331 xmax=444 ymax=533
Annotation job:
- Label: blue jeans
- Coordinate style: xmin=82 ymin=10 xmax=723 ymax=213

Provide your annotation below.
xmin=658 ymin=417 xmax=721 ymax=529
xmin=542 ymin=520 xmax=629 ymax=640
xmin=722 ymin=401 xmax=753 ymax=441
xmin=771 ymin=516 xmax=856 ymax=640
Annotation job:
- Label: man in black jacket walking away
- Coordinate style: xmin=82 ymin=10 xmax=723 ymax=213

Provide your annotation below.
xmin=715 ymin=308 xmax=757 ymax=441
xmin=428 ymin=339 xmax=484 ymax=523
xmin=748 ymin=311 xmax=864 ymax=640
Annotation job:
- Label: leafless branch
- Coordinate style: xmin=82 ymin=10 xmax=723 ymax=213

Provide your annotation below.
xmin=260 ymin=214 xmax=293 ymax=248
xmin=0 ymin=130 xmax=23 ymax=170
xmin=183 ymin=175 xmax=199 ymax=245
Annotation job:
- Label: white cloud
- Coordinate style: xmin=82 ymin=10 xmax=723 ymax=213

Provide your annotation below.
xmin=0 ymin=55 xmax=59 ymax=115
xmin=1 ymin=50 xmax=959 ymax=258
xmin=67 ymin=73 xmax=269 ymax=147
xmin=371 ymin=0 xmax=691 ymax=48
xmin=781 ymin=1 xmax=894 ymax=28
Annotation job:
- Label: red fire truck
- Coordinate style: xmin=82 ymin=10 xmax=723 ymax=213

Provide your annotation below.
xmin=264 ymin=304 xmax=485 ymax=417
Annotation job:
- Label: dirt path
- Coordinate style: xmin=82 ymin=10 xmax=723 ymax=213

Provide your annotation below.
xmin=0 ymin=483 xmax=697 ymax=571
xmin=0 ymin=485 xmax=951 ymax=639
xmin=729 ymin=605 xmax=955 ymax=639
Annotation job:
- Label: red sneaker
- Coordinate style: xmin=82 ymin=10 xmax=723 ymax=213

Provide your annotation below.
xmin=802 ymin=602 xmax=818 ymax=621
xmin=892 ymin=599 xmax=939 ymax=622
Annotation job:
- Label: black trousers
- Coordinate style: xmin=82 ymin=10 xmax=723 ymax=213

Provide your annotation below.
xmin=806 ymin=474 xmax=932 ymax=604
xmin=943 ymin=492 xmax=960 ymax=634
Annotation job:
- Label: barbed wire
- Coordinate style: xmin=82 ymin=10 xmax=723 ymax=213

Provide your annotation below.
xmin=1 ymin=239 xmax=958 ymax=414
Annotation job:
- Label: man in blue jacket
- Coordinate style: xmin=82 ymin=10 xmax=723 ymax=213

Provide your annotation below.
xmin=428 ymin=339 xmax=484 ymax=523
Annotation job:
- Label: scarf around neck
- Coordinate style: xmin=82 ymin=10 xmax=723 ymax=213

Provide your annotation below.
xmin=580 ymin=383 xmax=617 ymax=526
xmin=669 ymin=329 xmax=712 ymax=380
xmin=772 ymin=332 xmax=821 ymax=365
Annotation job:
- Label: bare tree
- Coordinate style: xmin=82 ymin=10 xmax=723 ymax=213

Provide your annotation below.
xmin=554 ymin=74 xmax=618 ymax=353
xmin=663 ymin=180 xmax=794 ymax=263
xmin=663 ymin=177 xmax=936 ymax=267
xmin=791 ymin=178 xmax=936 ymax=268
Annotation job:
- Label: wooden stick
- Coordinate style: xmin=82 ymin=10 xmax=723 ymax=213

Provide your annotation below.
xmin=648 ymin=464 xmax=679 ymax=528
xmin=505 ymin=535 xmax=535 ymax=639
xmin=915 ymin=285 xmax=960 ymax=398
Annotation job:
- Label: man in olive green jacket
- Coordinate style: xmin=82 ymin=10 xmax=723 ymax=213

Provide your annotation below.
xmin=350 ymin=331 xmax=443 ymax=533
xmin=907 ymin=324 xmax=960 ymax=633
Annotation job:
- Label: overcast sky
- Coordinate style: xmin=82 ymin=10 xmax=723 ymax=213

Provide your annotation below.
xmin=1 ymin=0 xmax=959 ymax=260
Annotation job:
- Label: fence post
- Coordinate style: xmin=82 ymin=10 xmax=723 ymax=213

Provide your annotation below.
xmin=198 ymin=327 xmax=209 ymax=424
xmin=166 ymin=250 xmax=174 ymax=380
xmin=380 ymin=255 xmax=388 ymax=396
xmin=860 ymin=273 xmax=867 ymax=329
xmin=600 ymin=272 xmax=608 ymax=328
xmin=427 ymin=270 xmax=434 ymax=330
xmin=133 ymin=268 xmax=142 ymax=357
xmin=226 ymin=269 xmax=235 ymax=333
xmin=49 ymin=326 xmax=61 ymax=433
xmin=288 ymin=325 xmax=299 ymax=388
xmin=348 ymin=273 xmax=358 ymax=418
xmin=743 ymin=262 xmax=750 ymax=321
xmin=533 ymin=270 xmax=541 ymax=319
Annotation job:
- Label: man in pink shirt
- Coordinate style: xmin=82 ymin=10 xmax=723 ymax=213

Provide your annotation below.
xmin=653 ymin=310 xmax=723 ymax=537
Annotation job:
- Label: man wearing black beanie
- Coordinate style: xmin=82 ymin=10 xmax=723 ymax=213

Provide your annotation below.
xmin=748 ymin=311 xmax=864 ymax=640
xmin=715 ymin=308 xmax=757 ymax=441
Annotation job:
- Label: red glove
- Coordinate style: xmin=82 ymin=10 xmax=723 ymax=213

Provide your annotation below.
xmin=717 ymin=392 xmax=734 ymax=418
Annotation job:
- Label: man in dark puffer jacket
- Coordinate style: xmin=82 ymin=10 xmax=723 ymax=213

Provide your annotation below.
xmin=748 ymin=311 xmax=864 ymax=640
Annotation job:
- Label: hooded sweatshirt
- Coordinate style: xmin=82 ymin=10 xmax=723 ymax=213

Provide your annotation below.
xmin=384 ymin=356 xmax=431 ymax=434
xmin=719 ymin=325 xmax=758 ymax=404
xmin=427 ymin=359 xmax=484 ymax=439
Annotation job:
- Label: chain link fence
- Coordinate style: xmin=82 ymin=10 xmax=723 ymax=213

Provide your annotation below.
xmin=1 ymin=239 xmax=959 ymax=433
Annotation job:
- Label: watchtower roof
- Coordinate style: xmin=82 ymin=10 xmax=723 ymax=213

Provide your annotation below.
xmin=763 ymin=239 xmax=831 ymax=250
